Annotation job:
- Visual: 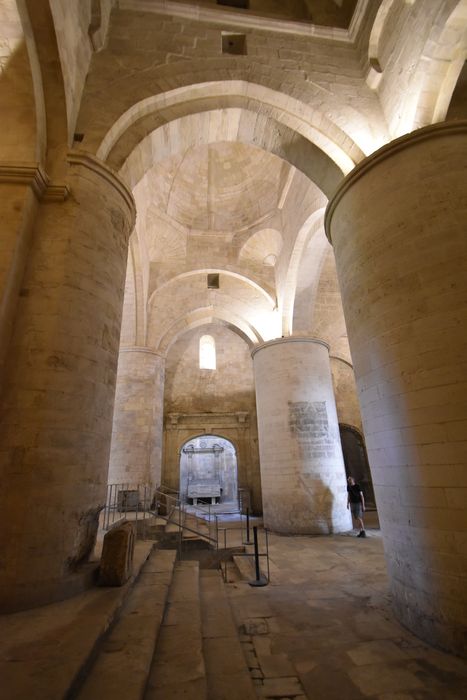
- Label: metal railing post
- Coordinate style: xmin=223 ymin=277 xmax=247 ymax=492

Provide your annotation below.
xmin=265 ymin=528 xmax=270 ymax=583
xmin=178 ymin=497 xmax=182 ymax=560
xmin=244 ymin=507 xmax=252 ymax=544
xmin=249 ymin=526 xmax=268 ymax=587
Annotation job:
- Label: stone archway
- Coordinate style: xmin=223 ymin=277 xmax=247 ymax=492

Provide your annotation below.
xmin=180 ymin=435 xmax=239 ymax=507
xmin=339 ymin=424 xmax=375 ymax=508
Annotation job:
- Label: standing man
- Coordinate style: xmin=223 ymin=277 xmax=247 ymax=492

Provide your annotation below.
xmin=347 ymin=476 xmax=366 ymax=537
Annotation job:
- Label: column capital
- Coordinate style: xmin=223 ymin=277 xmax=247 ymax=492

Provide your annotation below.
xmin=251 ymin=336 xmax=330 ymax=359
xmin=67 ymin=151 xmax=136 ymax=227
xmin=119 ymin=346 xmax=164 ymax=359
xmin=0 ymin=161 xmax=69 ymax=201
xmin=325 ymin=120 xmax=467 ymax=243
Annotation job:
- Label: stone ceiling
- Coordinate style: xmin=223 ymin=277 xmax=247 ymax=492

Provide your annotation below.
xmin=137 ymin=141 xmax=293 ymax=236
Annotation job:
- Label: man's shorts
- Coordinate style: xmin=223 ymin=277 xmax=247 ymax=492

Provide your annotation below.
xmin=350 ymin=502 xmax=363 ymax=518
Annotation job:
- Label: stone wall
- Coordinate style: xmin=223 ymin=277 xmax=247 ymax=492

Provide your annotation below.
xmin=108 ymin=347 xmax=165 ymax=489
xmin=49 ymin=0 xmax=115 ymax=137
xmin=163 ymin=323 xmax=261 ymax=511
xmin=330 ymin=356 xmax=362 ymax=433
xmin=0 ymin=1 xmax=38 ymax=160
xmin=77 ymin=4 xmax=388 ymax=159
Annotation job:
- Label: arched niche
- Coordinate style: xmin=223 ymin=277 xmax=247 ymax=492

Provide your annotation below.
xmin=339 ymin=424 xmax=375 ymax=508
xmin=180 ymin=435 xmax=239 ymax=507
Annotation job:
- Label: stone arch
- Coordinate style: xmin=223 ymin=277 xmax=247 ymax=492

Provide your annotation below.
xmin=88 ymin=0 xmax=103 ymax=50
xmin=149 ymin=269 xmax=276 ymax=310
xmin=19 ymin=0 xmax=69 ymax=173
xmin=339 ymin=423 xmax=375 ymax=508
xmin=76 ymin=36 xmax=387 ymax=161
xmin=0 ymin=0 xmax=45 ymax=162
xmin=178 ymin=432 xmax=241 ymax=464
xmin=147 ymin=269 xmax=278 ymax=351
xmin=368 ymin=0 xmax=415 ymax=74
xmin=116 ymin=108 xmax=345 ymax=200
xmin=238 ymin=228 xmax=283 ymax=268
xmin=281 ymin=208 xmax=326 ymax=336
xmin=97 ymin=81 xmax=365 ymax=174
xmin=413 ymin=0 xmax=467 ymax=126
xmin=179 ymin=434 xmax=239 ymax=506
xmin=156 ymin=307 xmax=262 ymax=355
xmin=119 ymin=234 xmax=149 ymax=347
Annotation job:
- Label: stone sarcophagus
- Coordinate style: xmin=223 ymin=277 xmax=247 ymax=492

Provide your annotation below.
xmin=187 ymin=479 xmax=221 ymax=505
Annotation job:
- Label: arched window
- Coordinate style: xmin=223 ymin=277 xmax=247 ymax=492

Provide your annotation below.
xmin=199 ymin=335 xmax=216 ymax=370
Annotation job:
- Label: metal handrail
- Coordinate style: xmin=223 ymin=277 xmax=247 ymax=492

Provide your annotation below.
xmin=220 ymin=526 xmax=270 ymax=585
xmin=102 ymin=484 xmax=269 ymax=576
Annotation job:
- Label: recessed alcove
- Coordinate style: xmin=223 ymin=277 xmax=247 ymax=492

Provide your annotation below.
xmin=180 ymin=435 xmax=239 ymax=506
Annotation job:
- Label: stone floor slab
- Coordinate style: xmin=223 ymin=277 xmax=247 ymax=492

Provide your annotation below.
xmin=260 ymin=676 xmax=303 ymax=697
xmin=257 ymin=652 xmax=296 ymax=678
xmin=347 ymin=640 xmax=409 ymax=666
xmin=348 ymin=663 xmax=424 ymax=696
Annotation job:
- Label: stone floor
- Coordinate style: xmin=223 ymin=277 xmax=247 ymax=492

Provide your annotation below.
xmin=2 ymin=514 xmax=467 ymax=700
xmin=226 ymin=515 xmax=467 ymax=700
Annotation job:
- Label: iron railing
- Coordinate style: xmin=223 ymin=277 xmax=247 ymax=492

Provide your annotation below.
xmin=101 ymin=483 xmax=269 ymax=582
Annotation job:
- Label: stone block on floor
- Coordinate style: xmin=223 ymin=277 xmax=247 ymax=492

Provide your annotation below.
xmin=98 ymin=522 xmax=135 ymax=586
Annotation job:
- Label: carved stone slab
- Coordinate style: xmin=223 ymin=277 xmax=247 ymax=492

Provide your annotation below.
xmin=98 ymin=521 xmax=135 ymax=586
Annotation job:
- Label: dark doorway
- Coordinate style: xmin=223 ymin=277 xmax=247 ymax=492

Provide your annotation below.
xmin=339 ymin=424 xmax=375 ymax=508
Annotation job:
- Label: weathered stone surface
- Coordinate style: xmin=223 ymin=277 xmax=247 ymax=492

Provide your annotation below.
xmin=99 ymin=522 xmax=135 ymax=587
xmin=108 ymin=348 xmax=165 ymax=489
xmin=326 ymin=122 xmax=467 ymax=656
xmin=1 ymin=0 xmax=467 ymax=672
xmin=253 ymin=338 xmax=352 ymax=534
xmin=0 ymin=154 xmax=135 ymax=612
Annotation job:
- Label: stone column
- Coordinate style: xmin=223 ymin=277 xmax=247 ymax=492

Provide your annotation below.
xmin=0 ymin=152 xmax=135 ymax=611
xmin=0 ymin=164 xmax=68 ymax=382
xmin=325 ymin=121 xmax=467 ymax=655
xmin=108 ymin=347 xmax=165 ymax=490
xmin=252 ymin=337 xmax=351 ymax=534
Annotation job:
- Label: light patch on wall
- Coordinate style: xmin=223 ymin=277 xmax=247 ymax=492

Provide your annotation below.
xmin=255 ymin=308 xmax=282 ymax=341
xmin=199 ymin=334 xmax=216 ymax=370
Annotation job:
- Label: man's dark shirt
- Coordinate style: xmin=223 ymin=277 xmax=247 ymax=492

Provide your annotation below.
xmin=347 ymin=483 xmax=362 ymax=503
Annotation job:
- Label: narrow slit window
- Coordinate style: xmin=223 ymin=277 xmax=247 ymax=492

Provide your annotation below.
xmin=199 ymin=335 xmax=216 ymax=370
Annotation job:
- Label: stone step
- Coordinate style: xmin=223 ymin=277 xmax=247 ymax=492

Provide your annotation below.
xmin=76 ymin=548 xmax=177 ymax=700
xmin=232 ymin=550 xmax=270 ymax=586
xmin=164 ymin=507 xmax=186 ymax=534
xmin=1 ymin=541 xmax=154 ymax=700
xmin=232 ymin=553 xmax=257 ymax=582
xmin=200 ymin=569 xmax=257 ymax=700
xmin=144 ymin=560 xmax=207 ymax=700
xmin=135 ymin=516 xmax=167 ymax=540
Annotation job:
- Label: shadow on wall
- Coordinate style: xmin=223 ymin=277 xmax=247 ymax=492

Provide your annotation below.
xmin=297 ymin=477 xmax=336 ymax=534
xmin=319 ymin=483 xmax=335 ymax=533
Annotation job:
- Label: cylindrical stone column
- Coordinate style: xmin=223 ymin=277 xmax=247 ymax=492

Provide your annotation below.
xmin=0 ymin=152 xmax=135 ymax=611
xmin=108 ymin=347 xmax=165 ymax=490
xmin=325 ymin=121 xmax=467 ymax=656
xmin=252 ymin=337 xmax=351 ymax=534
xmin=0 ymin=165 xmax=51 ymax=383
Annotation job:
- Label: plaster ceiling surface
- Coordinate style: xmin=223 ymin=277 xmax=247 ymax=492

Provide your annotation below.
xmin=136 ymin=141 xmax=292 ymax=235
